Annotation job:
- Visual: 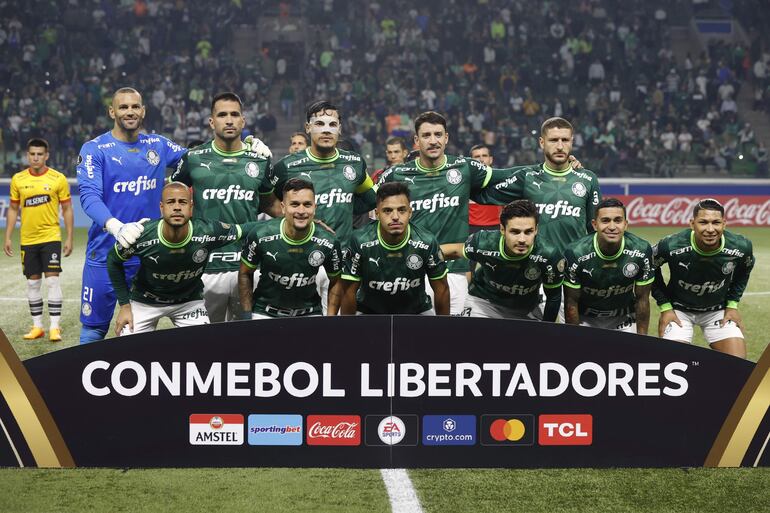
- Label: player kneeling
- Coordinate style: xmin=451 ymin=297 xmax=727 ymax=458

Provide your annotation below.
xmin=239 ymin=179 xmax=343 ymax=319
xmin=652 ymin=198 xmax=754 ymax=358
xmin=107 ymin=182 xmax=243 ymax=335
xmin=341 ymin=182 xmax=449 ymax=315
xmin=563 ymin=198 xmax=654 ymax=334
xmin=441 ymin=199 xmax=564 ymax=321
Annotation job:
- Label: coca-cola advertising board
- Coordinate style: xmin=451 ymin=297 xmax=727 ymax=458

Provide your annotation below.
xmin=619 ymin=195 xmax=770 ymax=227
xmin=1 ymin=317 xmax=769 ymax=468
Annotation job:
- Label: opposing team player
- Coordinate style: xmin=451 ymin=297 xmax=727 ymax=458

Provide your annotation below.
xmin=652 ymin=199 xmax=754 ymax=358
xmin=269 ymin=101 xmax=377 ymax=313
xmin=239 ymin=179 xmax=343 ymax=318
xmin=563 ymin=198 xmax=654 ymax=334
xmin=341 ymin=182 xmax=449 ymax=315
xmin=107 ymin=182 xmax=243 ymax=335
xmin=441 ymin=200 xmax=563 ymax=321
xmin=4 ymin=138 xmax=73 ymax=341
xmin=169 ymin=92 xmax=278 ymax=322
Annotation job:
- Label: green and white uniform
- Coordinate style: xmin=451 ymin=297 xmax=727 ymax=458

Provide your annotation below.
xmin=564 ymin=232 xmax=654 ymax=332
xmin=343 ymin=222 xmax=448 ymax=314
xmin=106 ymin=218 xmax=242 ymax=333
xmin=652 ymin=230 xmax=754 ymax=344
xmin=462 ymin=230 xmax=564 ymax=320
xmin=241 ymin=217 xmax=341 ymax=318
xmin=169 ymin=140 xmax=273 ymax=321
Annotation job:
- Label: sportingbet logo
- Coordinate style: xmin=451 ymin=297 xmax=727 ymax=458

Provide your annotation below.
xmin=536 ymin=201 xmax=581 ymax=219
xmin=247 ymin=414 xmax=302 ymax=446
xmin=480 ymin=414 xmax=534 ymax=446
xmin=411 ymin=193 xmax=460 ymax=214
xmin=306 ymin=415 xmax=361 ymax=446
xmin=202 ymin=185 xmax=255 ymax=204
xmin=423 ymin=415 xmax=476 ymax=446
xmin=538 ymin=414 xmax=593 ymax=446
xmin=368 ymin=277 xmax=422 ymax=295
xmin=113 ymin=175 xmax=158 ymax=196
xmin=315 ymin=188 xmax=352 ymax=207
xmin=189 ymin=414 xmax=244 ymax=445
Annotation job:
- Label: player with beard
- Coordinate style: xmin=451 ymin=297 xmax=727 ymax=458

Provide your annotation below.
xmin=107 ymin=182 xmax=243 ymax=335
xmin=239 ymin=179 xmax=343 ymax=319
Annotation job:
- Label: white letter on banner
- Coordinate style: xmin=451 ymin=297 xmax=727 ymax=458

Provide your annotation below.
xmin=322 ymin=363 xmax=345 ymax=397
xmin=186 ymin=362 xmax=222 ymax=396
xmin=400 ymin=363 xmax=426 ymax=397
xmin=663 ymin=362 xmax=689 ymax=397
xmin=572 ymin=362 xmax=607 ymax=397
xmin=360 ymin=363 xmax=383 ymax=397
xmin=638 ymin=363 xmax=661 ymax=396
xmin=483 ymin=363 xmax=510 ymax=396
xmin=111 ymin=361 xmax=147 ymax=397
xmin=428 ymin=363 xmax=452 ymax=397
xmin=227 ymin=362 xmax=251 ymax=397
xmin=455 ymin=363 xmax=482 ymax=397
xmin=254 ymin=363 xmax=280 ymax=397
xmin=150 ymin=362 xmax=180 ymax=396
xmin=539 ymin=363 xmax=569 ymax=397
xmin=505 ymin=363 xmax=537 ymax=396
xmin=82 ymin=360 xmax=110 ymax=396
xmin=607 ymin=362 xmax=635 ymax=397
xmin=284 ymin=362 xmax=319 ymax=398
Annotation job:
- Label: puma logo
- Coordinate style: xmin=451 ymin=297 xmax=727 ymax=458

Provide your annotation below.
xmin=484 ymin=262 xmax=497 ymax=271
xmin=111 ymin=156 xmax=123 ymax=165
xmin=404 ymin=176 xmax=416 ymax=185
xmin=678 ymin=261 xmax=691 ymax=270
xmin=369 ymin=257 xmax=381 ymax=267
xmin=148 ymin=255 xmax=159 ymax=264
xmin=266 ymin=251 xmax=278 ymax=261
xmin=532 ymin=180 xmax=542 ymax=190
xmin=200 ymin=162 xmax=212 ymax=170
xmin=300 ymin=172 xmax=313 ymax=179
xmin=582 ymin=268 xmax=594 ymax=277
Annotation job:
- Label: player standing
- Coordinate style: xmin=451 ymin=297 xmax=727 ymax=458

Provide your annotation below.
xmin=107 ymin=182 xmax=243 ymax=335
xmin=4 ymin=138 xmax=74 ymax=341
xmin=652 ymin=199 xmax=754 ymax=358
xmin=288 ymin=132 xmax=309 ymax=155
xmin=468 ymin=144 xmax=503 ymax=234
xmin=169 ymin=92 xmax=278 ymax=322
xmin=341 ymin=182 xmax=449 ymax=315
xmin=563 ymin=198 xmax=654 ymax=334
xmin=239 ymin=179 xmax=343 ymax=318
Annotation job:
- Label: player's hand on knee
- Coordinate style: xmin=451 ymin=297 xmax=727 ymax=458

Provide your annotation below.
xmin=244 ymin=135 xmax=273 ymax=159
xmin=658 ymin=310 xmax=681 ymax=337
xmin=721 ymin=308 xmax=744 ymax=330
xmin=115 ymin=305 xmax=134 ymax=336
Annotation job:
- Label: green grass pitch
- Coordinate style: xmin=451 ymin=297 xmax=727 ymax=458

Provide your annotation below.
xmin=1 ymin=227 xmax=769 ymax=512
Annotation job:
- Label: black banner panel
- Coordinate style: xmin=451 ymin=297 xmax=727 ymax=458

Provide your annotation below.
xmin=5 ymin=317 xmax=769 ymax=468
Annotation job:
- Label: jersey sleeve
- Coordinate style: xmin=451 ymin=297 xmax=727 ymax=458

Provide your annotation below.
xmin=471 ymin=166 xmax=526 ymax=205
xmin=258 ymin=159 xmax=274 ymax=194
xmin=462 ymin=232 xmax=480 ymax=262
xmin=726 ymin=239 xmax=755 ymax=308
xmin=426 ymin=236 xmax=449 ymax=281
xmin=324 ymin=237 xmax=343 ymax=277
xmin=563 ymin=247 xmax=582 ymax=289
xmin=76 ymin=144 xmax=114 ymax=228
xmin=9 ymin=175 xmax=19 ymax=203
xmin=468 ymin=159 xmax=493 ymax=192
xmin=651 ymin=237 xmax=672 ymax=309
xmin=57 ymin=173 xmax=72 ymax=203
xmin=635 ymin=241 xmax=655 ymax=286
xmin=376 ymin=168 xmax=394 ymax=186
xmin=106 ymin=245 xmax=132 ymax=306
xmin=268 ymin=159 xmax=288 ymax=199
xmin=342 ymin=233 xmax=363 ymax=282
xmin=240 ymin=225 xmax=261 ymax=269
xmin=168 ymin=152 xmax=192 ymax=185
xmin=162 ymin=137 xmax=187 ymax=169
xmin=207 ymin=220 xmax=242 ymax=249
xmin=586 ymin=174 xmax=602 ymax=234
xmin=543 ymin=247 xmax=565 ymax=289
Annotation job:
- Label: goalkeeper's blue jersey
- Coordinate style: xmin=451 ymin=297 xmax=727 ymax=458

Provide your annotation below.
xmin=76 ymin=131 xmax=186 ymax=266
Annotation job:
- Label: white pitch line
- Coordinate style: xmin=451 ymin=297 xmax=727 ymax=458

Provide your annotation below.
xmin=753 ymin=430 xmax=770 ymax=467
xmin=0 ymin=297 xmax=79 ymax=302
xmin=0 ymin=416 xmax=24 ymax=467
xmin=743 ymin=291 xmax=770 ymax=297
xmin=380 ymin=468 xmax=423 ymax=513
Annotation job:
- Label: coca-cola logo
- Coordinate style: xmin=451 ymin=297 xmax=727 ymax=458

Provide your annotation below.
xmin=306 ymin=415 xmax=361 ymax=446
xmin=620 ymin=196 xmax=770 ymax=227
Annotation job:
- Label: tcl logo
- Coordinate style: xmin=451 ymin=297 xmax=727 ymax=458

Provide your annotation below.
xmin=306 ymin=415 xmax=361 ymax=446
xmin=538 ymin=414 xmax=593 ymax=446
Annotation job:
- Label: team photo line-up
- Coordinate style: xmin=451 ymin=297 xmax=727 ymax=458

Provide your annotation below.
xmin=4 ymin=87 xmax=754 ymax=358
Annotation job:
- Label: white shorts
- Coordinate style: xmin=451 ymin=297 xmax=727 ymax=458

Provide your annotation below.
xmin=355 ymin=309 xmax=435 ymax=316
xmin=317 ymin=266 xmax=329 ymax=315
xmin=251 ymin=311 xmax=322 ymax=320
xmin=424 ymin=272 xmax=468 ymax=316
xmin=464 ymin=295 xmax=540 ymax=320
xmin=121 ymin=300 xmax=209 ymax=335
xmin=203 ymin=270 xmax=260 ymax=323
xmin=581 ymin=314 xmax=636 ymax=333
xmin=662 ymin=309 xmax=744 ymax=345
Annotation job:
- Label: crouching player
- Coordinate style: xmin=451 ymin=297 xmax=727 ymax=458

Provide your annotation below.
xmin=441 ymin=199 xmax=563 ymax=320
xmin=341 ymin=182 xmax=449 ymax=315
xmin=652 ymin=198 xmax=754 ymax=357
xmin=563 ymin=198 xmax=654 ymax=334
xmin=239 ymin=179 xmax=343 ymax=318
xmin=107 ymin=182 xmax=243 ymax=335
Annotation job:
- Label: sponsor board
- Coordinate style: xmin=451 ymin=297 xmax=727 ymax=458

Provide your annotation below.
xmin=306 ymin=415 xmax=361 ymax=446
xmin=365 ymin=415 xmax=419 ymax=446
xmin=422 ymin=415 xmax=476 ymax=446
xmin=247 ymin=414 xmax=303 ymax=446
xmin=189 ymin=414 xmax=244 ymax=445
xmin=618 ymin=195 xmax=770 ymax=227
xmin=538 ymin=414 xmax=593 ymax=446
xmin=480 ymin=415 xmax=535 ymax=446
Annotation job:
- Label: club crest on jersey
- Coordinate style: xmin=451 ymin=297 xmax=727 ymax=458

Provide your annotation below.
xmin=308 ymin=250 xmax=325 ymax=267
xmin=446 ymin=168 xmax=462 ymax=185
xmin=245 ymin=161 xmax=260 ymax=178
xmin=192 ymin=248 xmax=209 ymax=264
xmin=524 ymin=266 xmax=541 ymax=280
xmin=146 ymin=149 xmax=161 ymax=166
xmin=571 ymin=182 xmax=587 ymax=198
xmin=623 ymin=262 xmax=639 ymax=278
xmin=557 ymin=258 xmax=566 ymax=273
xmin=343 ymin=165 xmax=356 ymax=181
xmin=81 ymin=303 xmax=92 ymax=317
xmin=722 ymin=261 xmax=735 ymax=275
xmin=406 ymin=254 xmax=423 ymax=270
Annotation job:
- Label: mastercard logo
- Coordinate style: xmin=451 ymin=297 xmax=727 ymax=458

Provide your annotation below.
xmin=481 ymin=415 xmax=534 ymax=446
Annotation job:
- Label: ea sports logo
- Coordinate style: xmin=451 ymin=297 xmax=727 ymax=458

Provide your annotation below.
xmin=343 ymin=165 xmax=356 ymax=181
xmin=209 ymin=416 xmax=224 ymax=430
xmin=146 ymin=149 xmax=161 ymax=166
xmin=571 ymin=182 xmax=587 ymax=197
xmin=308 ymin=250 xmax=325 ymax=267
xmin=245 ymin=161 xmax=260 ymax=178
xmin=377 ymin=416 xmax=406 ymax=445
xmin=622 ymin=262 xmax=639 ymax=278
xmin=406 ymin=254 xmax=423 ymax=270
xmin=489 ymin=418 xmax=526 ymax=442
xmin=446 ymin=168 xmax=462 ymax=185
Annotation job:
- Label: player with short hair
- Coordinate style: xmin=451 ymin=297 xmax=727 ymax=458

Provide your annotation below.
xmin=239 ymin=179 xmax=343 ymax=318
xmin=169 ymin=92 xmax=279 ymax=322
xmin=371 ymin=136 xmax=409 ymax=183
xmin=341 ymin=182 xmax=449 ymax=315
xmin=288 ymin=132 xmax=309 ymax=155
xmin=107 ymin=182 xmax=243 ymax=335
xmin=563 ymin=198 xmax=654 ymax=334
xmin=269 ymin=100 xmax=377 ymax=313
xmin=468 ymin=144 xmax=503 ymax=234
xmin=652 ymin=199 xmax=754 ymax=358
xmin=441 ymin=199 xmax=563 ymax=321
xmin=4 ymin=138 xmax=74 ymax=341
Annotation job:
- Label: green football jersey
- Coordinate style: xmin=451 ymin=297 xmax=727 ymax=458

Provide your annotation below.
xmin=464 ymin=230 xmax=564 ymax=311
xmin=378 ymin=155 xmax=496 ymax=273
xmin=241 ymin=217 xmax=342 ymax=317
xmin=563 ymin=231 xmax=654 ymax=317
xmin=476 ymin=164 xmax=602 ymax=255
xmin=107 ymin=218 xmax=242 ymax=306
xmin=343 ymin=222 xmax=448 ymax=314
xmin=652 ymin=229 xmax=754 ymax=313
xmin=169 ymin=140 xmax=273 ymax=273
xmin=269 ymin=148 xmax=375 ymax=247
